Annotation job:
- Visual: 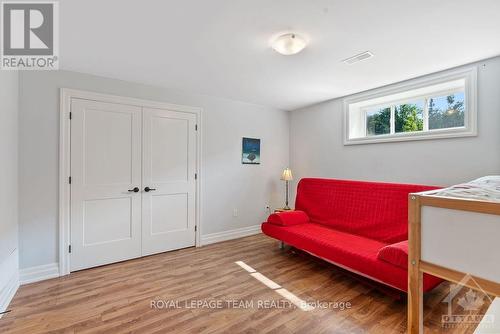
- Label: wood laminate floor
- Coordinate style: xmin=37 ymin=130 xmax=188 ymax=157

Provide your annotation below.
xmin=0 ymin=234 xmax=492 ymax=333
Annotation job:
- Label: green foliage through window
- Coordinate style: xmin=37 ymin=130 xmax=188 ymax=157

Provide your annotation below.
xmin=366 ymin=108 xmax=390 ymax=136
xmin=365 ymin=92 xmax=465 ymax=137
xmin=429 ymin=92 xmax=465 ymax=130
xmin=395 ymin=102 xmax=424 ymax=133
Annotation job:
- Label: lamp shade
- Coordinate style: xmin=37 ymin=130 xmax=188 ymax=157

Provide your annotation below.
xmin=281 ymin=168 xmax=293 ymax=181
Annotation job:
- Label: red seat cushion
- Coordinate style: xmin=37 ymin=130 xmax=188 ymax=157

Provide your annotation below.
xmin=267 ymin=210 xmax=309 ymax=226
xmin=261 ymin=222 xmax=442 ymax=292
xmin=377 ymin=240 xmax=409 ymax=269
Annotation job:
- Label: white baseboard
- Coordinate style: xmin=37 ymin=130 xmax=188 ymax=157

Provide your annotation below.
xmin=20 ymin=263 xmax=59 ymax=285
xmin=201 ymin=224 xmax=262 ymax=246
xmin=15 ymin=226 xmax=261 ymax=284
xmin=17 ymin=226 xmax=260 ymax=284
xmin=0 ymin=273 xmax=19 ymax=319
xmin=0 ymin=249 xmax=19 ymax=318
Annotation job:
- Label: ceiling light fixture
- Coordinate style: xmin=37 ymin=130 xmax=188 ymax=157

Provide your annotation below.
xmin=272 ymin=33 xmax=307 ymax=55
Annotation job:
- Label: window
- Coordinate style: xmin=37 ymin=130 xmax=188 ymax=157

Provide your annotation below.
xmin=366 ymin=107 xmax=390 ymax=136
xmin=395 ymin=101 xmax=424 ymax=133
xmin=344 ymin=67 xmax=477 ymax=145
xmin=428 ymin=92 xmax=465 ymax=130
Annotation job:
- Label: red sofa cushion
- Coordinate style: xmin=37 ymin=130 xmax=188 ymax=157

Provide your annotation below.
xmin=261 ymin=222 xmax=442 ymax=292
xmin=377 ymin=240 xmax=408 ymax=269
xmin=267 ymin=210 xmax=309 ymax=226
xmin=295 ymin=178 xmax=439 ymax=243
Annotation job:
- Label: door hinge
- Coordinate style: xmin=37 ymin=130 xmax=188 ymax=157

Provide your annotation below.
xmin=195 ymin=226 xmax=197 ymax=232
xmin=69 ymin=176 xmax=72 ymax=184
xmin=195 ymin=173 xmax=197 ymax=180
xmin=69 ymin=112 xmax=72 ymax=120
xmin=68 ymin=245 xmax=72 ymax=253
xmin=195 ymin=124 xmax=198 ymax=131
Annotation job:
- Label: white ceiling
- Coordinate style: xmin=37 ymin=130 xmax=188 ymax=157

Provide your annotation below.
xmin=60 ymin=0 xmax=500 ymax=111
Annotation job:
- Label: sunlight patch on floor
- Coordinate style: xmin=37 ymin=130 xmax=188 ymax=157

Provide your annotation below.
xmin=235 ymin=260 xmax=256 ymax=273
xmin=250 ymin=272 xmax=281 ymax=290
xmin=235 ymin=260 xmax=313 ymax=311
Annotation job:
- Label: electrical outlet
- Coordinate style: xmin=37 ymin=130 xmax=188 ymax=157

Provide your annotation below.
xmin=233 ymin=208 xmax=238 ymax=217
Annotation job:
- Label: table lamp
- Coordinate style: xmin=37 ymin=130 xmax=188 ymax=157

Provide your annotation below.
xmin=281 ymin=168 xmax=293 ymax=210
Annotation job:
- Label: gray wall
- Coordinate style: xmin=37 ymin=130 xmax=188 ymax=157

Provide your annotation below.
xmin=0 ymin=71 xmax=19 ymax=282
xmin=290 ymin=57 xmax=500 ymax=200
xmin=18 ymin=70 xmax=289 ymax=269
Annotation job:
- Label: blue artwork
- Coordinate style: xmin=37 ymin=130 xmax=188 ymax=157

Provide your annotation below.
xmin=242 ymin=137 xmax=260 ymax=164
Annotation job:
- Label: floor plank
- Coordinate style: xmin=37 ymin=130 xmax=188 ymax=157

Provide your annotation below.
xmin=0 ymin=234 xmax=492 ymax=333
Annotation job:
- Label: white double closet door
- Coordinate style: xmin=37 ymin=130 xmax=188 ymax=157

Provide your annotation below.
xmin=70 ymin=99 xmax=197 ymax=271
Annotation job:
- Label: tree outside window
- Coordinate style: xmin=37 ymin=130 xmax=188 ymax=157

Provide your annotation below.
xmin=366 ymin=108 xmax=390 ymax=136
xmin=395 ymin=102 xmax=424 ymax=133
xmin=365 ymin=92 xmax=464 ymax=136
xmin=429 ymin=92 xmax=465 ymax=130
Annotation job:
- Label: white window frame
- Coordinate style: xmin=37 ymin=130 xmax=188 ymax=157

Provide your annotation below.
xmin=343 ymin=66 xmax=477 ymax=145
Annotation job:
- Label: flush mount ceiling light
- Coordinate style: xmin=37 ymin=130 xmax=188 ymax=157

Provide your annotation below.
xmin=271 ymin=33 xmax=307 ymax=55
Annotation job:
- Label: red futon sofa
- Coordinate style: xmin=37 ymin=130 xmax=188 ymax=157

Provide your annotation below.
xmin=262 ymin=178 xmax=443 ymax=292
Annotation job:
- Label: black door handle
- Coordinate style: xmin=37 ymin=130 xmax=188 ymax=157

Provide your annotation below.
xmin=128 ymin=187 xmax=140 ymax=193
xmin=144 ymin=187 xmax=156 ymax=192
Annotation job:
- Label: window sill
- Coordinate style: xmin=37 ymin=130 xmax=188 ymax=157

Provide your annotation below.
xmin=344 ymin=127 xmax=477 ymax=145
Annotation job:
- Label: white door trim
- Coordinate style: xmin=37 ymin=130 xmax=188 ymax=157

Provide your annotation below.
xmin=59 ymin=88 xmax=203 ymax=276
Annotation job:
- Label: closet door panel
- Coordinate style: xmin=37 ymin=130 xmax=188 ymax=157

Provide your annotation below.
xmin=142 ymin=107 xmax=197 ymax=255
xmin=70 ymin=99 xmax=142 ymax=271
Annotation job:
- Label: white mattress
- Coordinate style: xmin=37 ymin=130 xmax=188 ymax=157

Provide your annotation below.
xmin=426 ymin=176 xmax=500 ymax=202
